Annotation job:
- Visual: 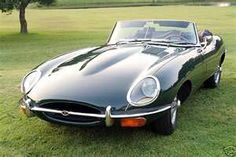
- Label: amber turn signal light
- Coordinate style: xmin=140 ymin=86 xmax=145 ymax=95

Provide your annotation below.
xmin=120 ymin=117 xmax=146 ymax=127
xmin=20 ymin=105 xmax=26 ymax=114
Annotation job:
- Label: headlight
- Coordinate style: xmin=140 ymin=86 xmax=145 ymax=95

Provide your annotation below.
xmin=127 ymin=75 xmax=160 ymax=106
xmin=21 ymin=70 xmax=41 ymax=94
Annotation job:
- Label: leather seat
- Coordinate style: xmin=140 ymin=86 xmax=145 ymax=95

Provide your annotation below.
xmin=198 ymin=30 xmax=213 ymax=42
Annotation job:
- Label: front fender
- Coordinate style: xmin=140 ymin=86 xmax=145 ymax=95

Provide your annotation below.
xmin=153 ymin=47 xmax=201 ymax=106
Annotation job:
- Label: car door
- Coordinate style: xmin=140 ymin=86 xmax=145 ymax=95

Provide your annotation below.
xmin=201 ymin=37 xmax=221 ymax=79
xmin=187 ymin=47 xmax=207 ymax=90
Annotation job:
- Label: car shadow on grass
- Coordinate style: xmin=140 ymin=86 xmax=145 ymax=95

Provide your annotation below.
xmin=48 ymin=122 xmax=157 ymax=139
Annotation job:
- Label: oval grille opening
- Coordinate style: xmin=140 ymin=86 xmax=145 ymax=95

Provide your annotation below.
xmin=41 ymin=102 xmax=101 ymax=114
xmin=40 ymin=102 xmax=103 ymax=124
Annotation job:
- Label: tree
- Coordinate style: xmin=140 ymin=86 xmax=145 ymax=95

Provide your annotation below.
xmin=0 ymin=0 xmax=55 ymax=33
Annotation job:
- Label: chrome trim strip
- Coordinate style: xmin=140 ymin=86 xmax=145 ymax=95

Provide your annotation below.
xmin=31 ymin=106 xmax=106 ymax=118
xmin=30 ymin=105 xmax=171 ymax=119
xmin=110 ymin=105 xmax=171 ymax=118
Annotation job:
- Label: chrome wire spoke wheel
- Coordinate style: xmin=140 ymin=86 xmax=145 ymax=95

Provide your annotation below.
xmin=171 ymin=107 xmax=177 ymax=125
xmin=214 ymin=66 xmax=222 ymax=84
xmin=204 ymin=65 xmax=222 ymax=88
xmin=171 ymin=98 xmax=180 ymax=125
xmin=151 ymin=97 xmax=180 ymax=135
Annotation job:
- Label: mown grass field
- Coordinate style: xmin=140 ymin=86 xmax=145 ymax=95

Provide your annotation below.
xmin=0 ymin=6 xmax=236 ymax=156
xmin=53 ymin=0 xmax=235 ymax=8
xmin=54 ymin=0 xmax=235 ymax=6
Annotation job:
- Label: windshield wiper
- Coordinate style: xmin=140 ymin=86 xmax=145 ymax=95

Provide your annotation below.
xmin=144 ymin=39 xmax=174 ymax=46
xmin=144 ymin=41 xmax=169 ymax=46
xmin=171 ymin=41 xmax=196 ymax=45
xmin=114 ymin=39 xmax=197 ymax=47
xmin=171 ymin=41 xmax=199 ymax=47
xmin=116 ymin=39 xmax=173 ymax=46
xmin=115 ymin=39 xmax=152 ymax=45
xmin=146 ymin=40 xmax=198 ymax=47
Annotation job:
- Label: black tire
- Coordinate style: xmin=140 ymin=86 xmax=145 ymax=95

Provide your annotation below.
xmin=204 ymin=66 xmax=222 ymax=88
xmin=152 ymin=99 xmax=180 ymax=135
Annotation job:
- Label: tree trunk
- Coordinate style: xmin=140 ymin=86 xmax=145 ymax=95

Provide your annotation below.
xmin=19 ymin=5 xmax=28 ymax=34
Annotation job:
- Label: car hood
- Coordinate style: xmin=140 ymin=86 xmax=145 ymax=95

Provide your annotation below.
xmin=29 ymin=44 xmax=186 ymax=109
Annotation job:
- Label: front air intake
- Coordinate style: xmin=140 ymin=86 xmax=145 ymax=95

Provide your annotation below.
xmin=39 ymin=102 xmax=103 ymax=124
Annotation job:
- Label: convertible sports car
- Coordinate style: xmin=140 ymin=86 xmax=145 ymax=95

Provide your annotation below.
xmin=20 ymin=20 xmax=226 ymax=135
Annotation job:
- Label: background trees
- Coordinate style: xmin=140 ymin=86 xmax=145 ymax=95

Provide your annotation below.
xmin=0 ymin=0 xmax=55 ymax=33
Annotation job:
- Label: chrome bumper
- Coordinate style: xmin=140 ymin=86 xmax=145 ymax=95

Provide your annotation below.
xmin=20 ymin=99 xmax=172 ymax=127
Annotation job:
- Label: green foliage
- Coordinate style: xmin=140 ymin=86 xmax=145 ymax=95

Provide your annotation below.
xmin=36 ymin=0 xmax=55 ymax=6
xmin=0 ymin=0 xmax=17 ymax=12
xmin=0 ymin=0 xmax=54 ymax=12
xmin=0 ymin=6 xmax=236 ymax=156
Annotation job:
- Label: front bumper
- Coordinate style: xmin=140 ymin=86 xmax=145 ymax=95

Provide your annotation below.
xmin=20 ymin=98 xmax=173 ymax=127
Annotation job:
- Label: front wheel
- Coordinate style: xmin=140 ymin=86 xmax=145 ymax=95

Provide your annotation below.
xmin=204 ymin=66 xmax=222 ymax=88
xmin=151 ymin=99 xmax=180 ymax=135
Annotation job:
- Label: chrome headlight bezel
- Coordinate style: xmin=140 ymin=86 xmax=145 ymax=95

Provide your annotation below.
xmin=127 ymin=75 xmax=161 ymax=107
xmin=21 ymin=70 xmax=41 ymax=94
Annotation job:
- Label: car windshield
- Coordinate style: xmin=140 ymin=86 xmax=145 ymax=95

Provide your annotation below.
xmin=108 ymin=20 xmax=198 ymax=45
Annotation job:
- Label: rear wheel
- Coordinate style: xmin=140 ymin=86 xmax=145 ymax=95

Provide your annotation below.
xmin=204 ymin=66 xmax=222 ymax=88
xmin=151 ymin=98 xmax=180 ymax=135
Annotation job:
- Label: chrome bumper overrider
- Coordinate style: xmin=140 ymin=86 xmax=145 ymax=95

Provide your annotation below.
xmin=21 ymin=99 xmax=172 ymax=127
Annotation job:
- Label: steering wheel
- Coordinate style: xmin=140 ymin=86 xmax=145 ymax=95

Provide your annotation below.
xmin=157 ymin=30 xmax=189 ymax=43
xmin=165 ymin=35 xmax=189 ymax=42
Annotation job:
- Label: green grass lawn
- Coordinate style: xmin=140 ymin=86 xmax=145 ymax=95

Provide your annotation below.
xmin=54 ymin=0 xmax=235 ymax=8
xmin=0 ymin=6 xmax=236 ymax=156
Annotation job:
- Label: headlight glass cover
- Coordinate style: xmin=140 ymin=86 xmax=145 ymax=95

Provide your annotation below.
xmin=21 ymin=70 xmax=41 ymax=94
xmin=127 ymin=76 xmax=160 ymax=106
